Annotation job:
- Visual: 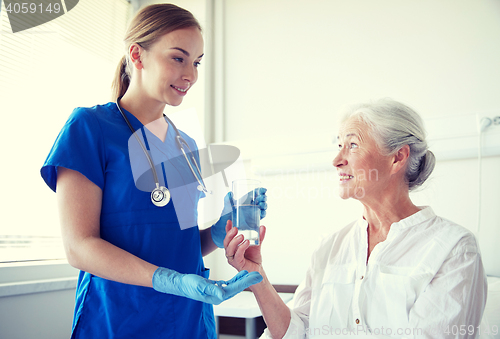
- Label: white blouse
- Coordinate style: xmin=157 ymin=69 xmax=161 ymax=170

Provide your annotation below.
xmin=264 ymin=207 xmax=487 ymax=338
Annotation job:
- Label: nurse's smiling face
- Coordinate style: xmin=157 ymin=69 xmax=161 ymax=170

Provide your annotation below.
xmin=333 ymin=117 xmax=393 ymax=201
xmin=136 ymin=27 xmax=204 ymax=107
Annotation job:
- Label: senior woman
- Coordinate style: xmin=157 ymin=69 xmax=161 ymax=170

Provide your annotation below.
xmin=224 ymin=98 xmax=487 ymax=338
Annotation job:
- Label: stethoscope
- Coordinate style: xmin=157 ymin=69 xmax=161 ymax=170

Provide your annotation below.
xmin=116 ymin=97 xmax=210 ymax=207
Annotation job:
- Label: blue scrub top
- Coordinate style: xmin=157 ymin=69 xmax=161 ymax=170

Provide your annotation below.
xmin=41 ymin=102 xmax=215 ymax=339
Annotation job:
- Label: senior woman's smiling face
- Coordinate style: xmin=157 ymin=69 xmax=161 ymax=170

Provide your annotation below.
xmin=333 ymin=117 xmax=393 ymax=201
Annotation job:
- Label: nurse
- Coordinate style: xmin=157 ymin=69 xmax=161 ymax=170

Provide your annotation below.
xmin=41 ymin=4 xmax=264 ymax=338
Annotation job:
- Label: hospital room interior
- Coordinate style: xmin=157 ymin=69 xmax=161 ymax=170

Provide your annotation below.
xmin=0 ymin=0 xmax=499 ymax=338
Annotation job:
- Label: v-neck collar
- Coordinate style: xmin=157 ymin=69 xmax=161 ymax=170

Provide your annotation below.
xmin=114 ymin=102 xmax=176 ymax=151
xmin=142 ymin=122 xmax=178 ymax=158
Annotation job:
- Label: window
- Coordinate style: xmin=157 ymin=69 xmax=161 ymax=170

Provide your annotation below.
xmin=0 ymin=0 xmax=130 ymax=263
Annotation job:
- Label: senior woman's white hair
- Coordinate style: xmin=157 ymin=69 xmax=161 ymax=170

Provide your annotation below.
xmin=340 ymin=98 xmax=436 ymax=191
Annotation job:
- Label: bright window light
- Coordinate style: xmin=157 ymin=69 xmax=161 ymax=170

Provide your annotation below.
xmin=0 ymin=0 xmax=130 ymax=263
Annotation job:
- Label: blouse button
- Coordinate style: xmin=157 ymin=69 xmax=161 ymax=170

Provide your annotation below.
xmin=360 ymin=276 xmax=364 ymax=280
xmin=355 ymin=319 xmax=360 ymax=324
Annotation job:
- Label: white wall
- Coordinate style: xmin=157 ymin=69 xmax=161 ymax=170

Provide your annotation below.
xmin=0 ymin=289 xmax=76 ymax=339
xmin=205 ymin=0 xmax=500 ymax=284
xmin=223 ymin=0 xmax=500 ymax=139
xmin=0 ymin=262 xmax=79 ymax=339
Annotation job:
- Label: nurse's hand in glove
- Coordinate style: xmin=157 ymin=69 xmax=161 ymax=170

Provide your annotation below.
xmin=152 ymin=267 xmax=262 ymax=305
xmin=211 ymin=187 xmax=267 ymax=248
xmin=224 ymin=220 xmax=266 ymax=275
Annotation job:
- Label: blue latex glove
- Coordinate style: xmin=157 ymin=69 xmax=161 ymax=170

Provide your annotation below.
xmin=152 ymin=268 xmax=263 ymax=305
xmin=211 ymin=187 xmax=267 ymax=248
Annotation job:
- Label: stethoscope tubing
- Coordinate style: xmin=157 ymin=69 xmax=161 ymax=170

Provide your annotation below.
xmin=116 ymin=98 xmax=209 ymax=205
xmin=117 ymin=101 xmax=162 ymax=187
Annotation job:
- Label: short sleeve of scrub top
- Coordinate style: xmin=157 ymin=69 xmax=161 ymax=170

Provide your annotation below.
xmin=41 ymin=107 xmax=105 ymax=192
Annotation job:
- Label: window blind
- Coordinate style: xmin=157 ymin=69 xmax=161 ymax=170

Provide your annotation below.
xmin=0 ymin=0 xmax=130 ymax=262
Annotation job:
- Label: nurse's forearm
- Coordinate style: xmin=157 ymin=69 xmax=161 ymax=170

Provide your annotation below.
xmin=200 ymin=227 xmax=218 ymax=256
xmin=67 ymin=236 xmax=158 ymax=288
xmin=250 ymin=269 xmax=291 ymax=339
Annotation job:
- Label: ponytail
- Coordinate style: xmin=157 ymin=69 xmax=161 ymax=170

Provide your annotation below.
xmin=111 ymin=55 xmax=130 ymax=101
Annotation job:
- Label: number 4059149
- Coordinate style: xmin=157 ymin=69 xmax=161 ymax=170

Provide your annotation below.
xmin=5 ymin=2 xmax=62 ymax=14
xmin=444 ymin=325 xmax=498 ymax=336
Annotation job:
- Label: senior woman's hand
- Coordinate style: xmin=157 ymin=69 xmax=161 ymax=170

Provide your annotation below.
xmin=223 ymin=220 xmax=266 ymax=274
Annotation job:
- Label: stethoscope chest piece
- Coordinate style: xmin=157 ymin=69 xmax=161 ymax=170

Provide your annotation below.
xmin=151 ymin=185 xmax=170 ymax=207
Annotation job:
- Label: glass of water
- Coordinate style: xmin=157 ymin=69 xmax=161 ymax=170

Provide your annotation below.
xmin=231 ymin=179 xmax=261 ymax=246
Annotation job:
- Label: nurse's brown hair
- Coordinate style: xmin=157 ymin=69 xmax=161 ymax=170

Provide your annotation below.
xmin=111 ymin=4 xmax=201 ymax=101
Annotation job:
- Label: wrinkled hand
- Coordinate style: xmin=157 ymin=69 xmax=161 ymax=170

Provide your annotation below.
xmin=152 ymin=267 xmax=263 ymax=305
xmin=212 ymin=188 xmax=267 ymax=248
xmin=224 ymin=220 xmax=266 ymax=274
